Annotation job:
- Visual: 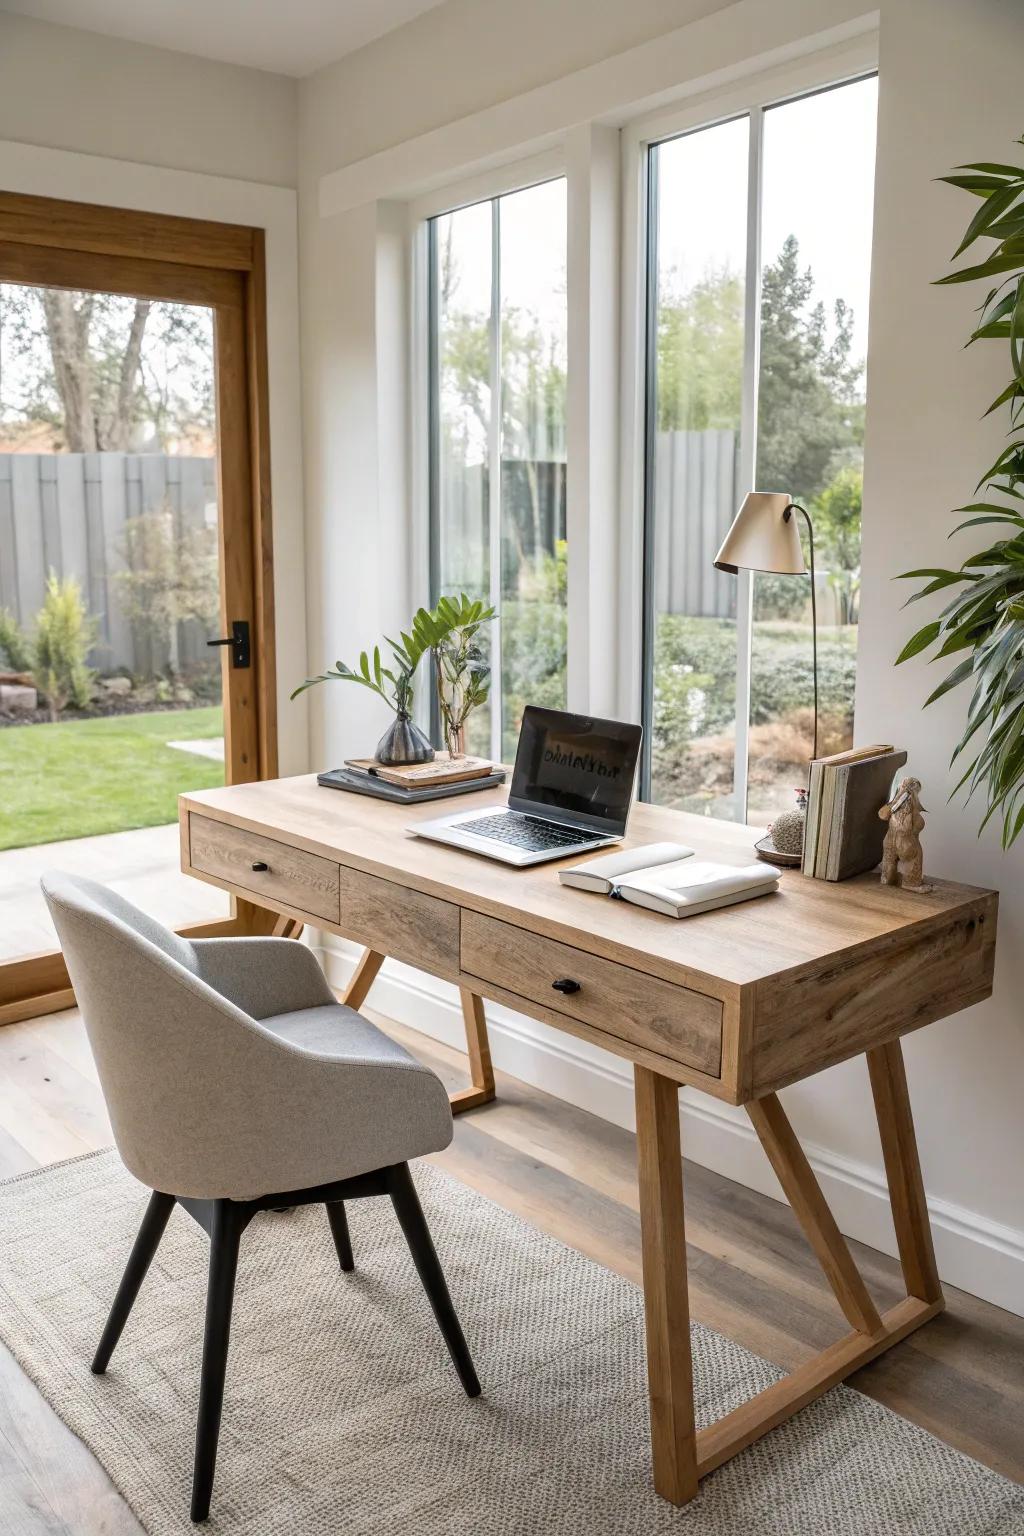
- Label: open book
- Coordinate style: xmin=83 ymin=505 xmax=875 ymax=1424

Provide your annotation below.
xmin=559 ymin=843 xmax=781 ymax=919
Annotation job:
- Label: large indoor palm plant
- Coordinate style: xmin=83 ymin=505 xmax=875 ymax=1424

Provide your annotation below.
xmin=898 ymin=139 xmax=1024 ymax=847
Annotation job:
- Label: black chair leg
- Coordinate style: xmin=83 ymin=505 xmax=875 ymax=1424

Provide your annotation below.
xmin=326 ymin=1200 xmax=355 ymax=1271
xmin=386 ymin=1163 xmax=480 ymax=1398
xmin=92 ymin=1190 xmax=175 ymax=1374
xmin=191 ymin=1201 xmax=244 ymax=1524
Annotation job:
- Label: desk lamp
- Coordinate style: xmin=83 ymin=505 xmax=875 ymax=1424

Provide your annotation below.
xmin=714 ymin=490 xmax=818 ymax=760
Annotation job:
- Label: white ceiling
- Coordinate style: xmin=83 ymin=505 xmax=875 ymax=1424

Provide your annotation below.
xmin=0 ymin=0 xmax=450 ymax=76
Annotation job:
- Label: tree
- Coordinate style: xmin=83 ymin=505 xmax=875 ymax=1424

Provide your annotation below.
xmin=656 ymin=265 xmax=743 ymax=431
xmin=756 ymin=235 xmax=864 ymax=503
xmin=655 ymin=236 xmax=865 ymax=510
xmin=437 ymin=235 xmax=567 ymax=568
xmin=813 ymin=464 xmax=863 ymax=624
xmin=0 ymin=286 xmax=214 ymax=452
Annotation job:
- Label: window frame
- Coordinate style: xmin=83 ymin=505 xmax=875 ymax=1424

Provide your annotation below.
xmin=620 ymin=35 xmax=879 ymax=811
xmin=417 ymin=157 xmax=568 ymax=758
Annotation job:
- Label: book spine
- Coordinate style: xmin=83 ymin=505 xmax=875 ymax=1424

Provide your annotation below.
xmin=815 ymin=766 xmax=836 ymax=879
xmin=802 ymin=761 xmax=823 ymax=876
xmin=826 ymin=765 xmax=849 ymax=881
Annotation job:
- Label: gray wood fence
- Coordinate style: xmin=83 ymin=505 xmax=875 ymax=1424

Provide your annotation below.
xmin=440 ymin=429 xmax=738 ymax=618
xmin=0 ymin=453 xmax=216 ymax=675
xmin=652 ymin=428 xmax=738 ymax=619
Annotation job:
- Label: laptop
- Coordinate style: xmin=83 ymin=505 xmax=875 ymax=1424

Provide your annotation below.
xmin=412 ymin=706 xmax=643 ymax=867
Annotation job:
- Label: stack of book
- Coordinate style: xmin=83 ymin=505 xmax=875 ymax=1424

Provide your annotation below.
xmin=344 ymin=754 xmax=495 ymax=789
xmin=317 ymin=752 xmax=505 ymax=804
xmin=802 ymin=744 xmax=908 ymax=881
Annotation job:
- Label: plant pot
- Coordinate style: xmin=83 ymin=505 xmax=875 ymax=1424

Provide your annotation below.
xmin=376 ymin=712 xmax=434 ymax=766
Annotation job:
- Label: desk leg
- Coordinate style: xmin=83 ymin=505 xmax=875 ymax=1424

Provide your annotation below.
xmin=341 ymin=950 xmax=496 ymax=1116
xmin=341 ymin=948 xmax=386 ymax=1010
xmin=687 ymin=1060 xmax=941 ymax=1491
xmin=748 ymin=1093 xmax=882 ymax=1335
xmin=634 ymin=1065 xmax=699 ymax=1505
xmin=867 ymin=1039 xmax=943 ymax=1305
xmin=450 ymin=990 xmax=496 ymax=1116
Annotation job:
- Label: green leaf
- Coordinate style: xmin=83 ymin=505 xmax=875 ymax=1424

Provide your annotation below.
xmin=953 ymin=184 xmax=1024 ymax=258
xmin=924 ymin=656 xmax=976 ymax=705
xmin=904 ymin=571 xmax=971 ymax=603
xmin=939 ymin=173 xmax=1020 ymax=195
xmin=982 ymin=381 xmax=1024 ymax=417
xmin=952 ymin=161 xmax=1024 ymax=179
xmin=937 ymin=252 xmax=1024 ymax=285
xmin=951 ymin=513 xmax=1024 ymax=534
xmin=896 ymin=621 xmax=941 ymax=664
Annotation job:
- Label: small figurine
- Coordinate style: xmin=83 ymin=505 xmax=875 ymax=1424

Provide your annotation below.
xmin=879 ymin=776 xmax=932 ymax=892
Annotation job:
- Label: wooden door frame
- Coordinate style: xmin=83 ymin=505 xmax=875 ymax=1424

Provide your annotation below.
xmin=0 ymin=191 xmax=280 ymax=1025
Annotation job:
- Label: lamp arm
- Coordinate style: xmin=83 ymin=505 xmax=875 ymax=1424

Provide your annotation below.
xmin=785 ymin=503 xmax=818 ymax=761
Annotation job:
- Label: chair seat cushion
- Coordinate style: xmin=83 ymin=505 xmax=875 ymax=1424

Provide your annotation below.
xmin=255 ymin=1003 xmax=454 ymax=1186
xmin=262 ymin=1003 xmax=423 ymax=1065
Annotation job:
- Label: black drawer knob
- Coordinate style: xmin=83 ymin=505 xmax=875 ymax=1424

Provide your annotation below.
xmin=251 ymin=861 xmax=269 ymax=873
xmin=552 ymin=978 xmax=581 ymax=995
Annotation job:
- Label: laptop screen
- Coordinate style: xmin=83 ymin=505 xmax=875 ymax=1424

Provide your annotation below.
xmin=508 ymin=707 xmax=643 ymax=835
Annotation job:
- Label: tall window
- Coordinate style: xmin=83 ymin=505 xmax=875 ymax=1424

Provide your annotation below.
xmin=642 ymin=76 xmax=877 ymax=821
xmin=429 ymin=178 xmax=567 ymax=761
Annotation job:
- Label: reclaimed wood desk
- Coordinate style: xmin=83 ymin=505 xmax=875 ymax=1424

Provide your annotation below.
xmin=179 ymin=774 xmax=997 ymax=1505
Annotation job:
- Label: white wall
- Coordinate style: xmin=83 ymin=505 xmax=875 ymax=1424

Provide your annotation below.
xmin=298 ymin=0 xmax=1024 ymax=1314
xmin=856 ymin=0 xmax=1024 ymax=1241
xmin=300 ymin=0 xmax=734 ymax=175
xmin=0 ymin=21 xmax=307 ymax=772
xmin=0 ymin=12 xmax=297 ymax=187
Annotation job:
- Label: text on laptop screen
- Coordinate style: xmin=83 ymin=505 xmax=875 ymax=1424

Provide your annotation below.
xmin=509 ymin=708 xmax=641 ymax=831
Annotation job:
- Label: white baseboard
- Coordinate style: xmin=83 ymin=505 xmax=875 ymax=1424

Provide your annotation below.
xmin=316 ymin=937 xmax=1024 ymax=1318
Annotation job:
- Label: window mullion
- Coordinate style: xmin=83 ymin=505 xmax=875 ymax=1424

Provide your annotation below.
xmin=735 ymin=106 xmax=764 ymax=825
xmin=638 ymin=142 xmax=659 ymax=801
xmin=487 ymin=196 xmax=503 ymax=762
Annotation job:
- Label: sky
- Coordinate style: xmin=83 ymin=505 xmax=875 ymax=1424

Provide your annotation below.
xmin=658 ymin=73 xmax=878 ymax=361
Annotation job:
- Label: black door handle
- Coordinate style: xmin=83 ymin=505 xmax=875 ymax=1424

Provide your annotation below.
xmin=251 ymin=862 xmax=269 ymax=873
xmin=207 ymin=619 xmax=251 ymax=669
xmin=552 ymin=978 xmax=581 ymax=995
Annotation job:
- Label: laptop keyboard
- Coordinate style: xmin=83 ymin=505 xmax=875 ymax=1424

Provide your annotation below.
xmin=467 ymin=811 xmax=604 ymax=853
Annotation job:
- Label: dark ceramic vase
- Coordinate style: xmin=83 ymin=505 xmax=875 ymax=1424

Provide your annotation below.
xmin=376 ymin=711 xmax=434 ymax=765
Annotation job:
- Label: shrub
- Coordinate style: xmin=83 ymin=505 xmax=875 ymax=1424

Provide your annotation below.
xmin=652 ymin=613 xmax=857 ymax=756
xmin=753 ymin=573 xmax=808 ymax=622
xmin=117 ymin=508 xmax=220 ymax=676
xmin=33 ymin=573 xmax=97 ymax=720
xmin=0 ymin=608 xmax=32 ymax=672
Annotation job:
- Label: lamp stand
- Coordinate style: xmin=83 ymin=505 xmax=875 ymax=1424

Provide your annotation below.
xmin=784 ymin=503 xmax=818 ymax=761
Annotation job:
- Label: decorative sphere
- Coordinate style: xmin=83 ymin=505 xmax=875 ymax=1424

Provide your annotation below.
xmin=769 ymin=806 xmax=805 ymax=856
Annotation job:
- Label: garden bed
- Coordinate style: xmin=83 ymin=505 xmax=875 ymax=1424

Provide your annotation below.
xmin=0 ymin=693 xmax=218 ymax=728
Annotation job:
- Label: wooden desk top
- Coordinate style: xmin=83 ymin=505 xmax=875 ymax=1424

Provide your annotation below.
xmin=182 ymin=774 xmax=995 ymax=1002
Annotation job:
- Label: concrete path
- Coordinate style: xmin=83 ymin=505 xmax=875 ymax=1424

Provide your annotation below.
xmin=0 ymin=822 xmax=228 ymax=961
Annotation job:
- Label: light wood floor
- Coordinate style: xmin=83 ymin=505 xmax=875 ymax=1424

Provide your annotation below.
xmin=0 ymin=1006 xmax=1022 ymax=1535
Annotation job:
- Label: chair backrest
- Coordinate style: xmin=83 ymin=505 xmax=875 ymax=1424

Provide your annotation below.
xmin=41 ymin=871 xmax=260 ymax=1195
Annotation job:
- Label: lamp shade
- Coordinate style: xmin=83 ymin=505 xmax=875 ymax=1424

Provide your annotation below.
xmin=713 ymin=491 xmax=807 ymax=576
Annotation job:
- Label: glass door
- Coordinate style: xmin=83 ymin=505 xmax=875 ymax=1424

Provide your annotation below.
xmin=0 ymin=283 xmax=232 ymax=957
xmin=0 ymin=196 xmax=274 ymax=1020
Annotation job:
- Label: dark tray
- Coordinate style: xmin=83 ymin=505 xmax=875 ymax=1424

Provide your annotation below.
xmin=317 ymin=767 xmax=506 ymax=804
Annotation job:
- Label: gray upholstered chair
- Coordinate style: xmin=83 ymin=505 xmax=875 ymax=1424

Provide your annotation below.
xmin=41 ymin=871 xmax=479 ymax=1524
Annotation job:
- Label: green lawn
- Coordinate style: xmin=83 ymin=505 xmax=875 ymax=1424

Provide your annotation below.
xmin=0 ymin=707 xmax=224 ymax=851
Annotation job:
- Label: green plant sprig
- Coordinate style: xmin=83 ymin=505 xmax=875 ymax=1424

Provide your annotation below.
xmin=291 ymin=641 xmax=416 ymax=714
xmin=290 ymin=594 xmax=496 ymax=724
xmin=897 ymin=137 xmax=1024 ymax=847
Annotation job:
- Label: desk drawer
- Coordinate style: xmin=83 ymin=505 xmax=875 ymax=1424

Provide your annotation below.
xmin=337 ymin=866 xmax=460 ymax=979
xmin=461 ymin=911 xmax=722 ymax=1077
xmin=188 ymin=813 xmax=340 ymax=923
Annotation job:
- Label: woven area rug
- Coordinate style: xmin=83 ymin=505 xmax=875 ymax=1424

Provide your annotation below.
xmin=1 ymin=1151 xmax=1021 ymax=1536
